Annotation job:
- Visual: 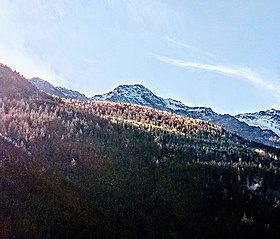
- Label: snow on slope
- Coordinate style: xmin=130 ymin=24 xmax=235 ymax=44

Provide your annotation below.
xmin=92 ymin=84 xmax=166 ymax=109
xmin=236 ymin=109 xmax=280 ymax=136
xmin=92 ymin=85 xmax=214 ymax=117
xmin=91 ymin=84 xmax=280 ymax=148
xmin=164 ymin=98 xmax=189 ymax=111
xmin=30 ymin=80 xmax=280 ymax=148
xmin=56 ymin=87 xmax=89 ymax=101
xmin=29 ymin=78 xmax=65 ymax=97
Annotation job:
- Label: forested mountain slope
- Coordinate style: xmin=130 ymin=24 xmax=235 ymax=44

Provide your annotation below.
xmin=1 ymin=64 xmax=280 ymax=238
xmin=0 ymin=64 xmax=38 ymax=99
xmin=30 ymin=78 xmax=280 ymax=148
xmin=92 ymin=84 xmax=280 ymax=148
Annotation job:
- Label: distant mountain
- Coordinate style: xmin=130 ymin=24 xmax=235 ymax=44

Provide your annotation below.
xmin=236 ymin=109 xmax=280 ymax=137
xmin=29 ymin=78 xmax=89 ymax=101
xmin=29 ymin=77 xmax=65 ymax=97
xmin=56 ymin=86 xmax=89 ymax=101
xmin=2 ymin=63 xmax=280 ymax=238
xmin=92 ymin=84 xmax=166 ymax=109
xmin=92 ymin=84 xmax=280 ymax=148
xmin=29 ymin=77 xmax=280 ymax=148
xmin=91 ymin=84 xmax=218 ymax=119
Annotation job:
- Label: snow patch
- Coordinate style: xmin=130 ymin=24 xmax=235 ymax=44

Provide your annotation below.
xmin=236 ymin=109 xmax=280 ymax=136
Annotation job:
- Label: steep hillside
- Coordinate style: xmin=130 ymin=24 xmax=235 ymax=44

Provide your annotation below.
xmin=0 ymin=64 xmax=38 ymax=98
xmin=1 ymin=66 xmax=280 ymax=238
xmin=1 ymin=92 xmax=280 ymax=238
xmin=0 ymin=132 xmax=29 ymax=164
xmin=2 ymin=95 xmax=275 ymax=167
xmin=30 ymin=80 xmax=280 ymax=148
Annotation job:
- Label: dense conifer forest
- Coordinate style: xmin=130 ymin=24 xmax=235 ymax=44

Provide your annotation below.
xmin=1 ymin=67 xmax=280 ymax=238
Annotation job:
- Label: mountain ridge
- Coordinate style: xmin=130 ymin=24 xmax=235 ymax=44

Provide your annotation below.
xmin=91 ymin=84 xmax=280 ymax=148
xmin=236 ymin=109 xmax=280 ymax=137
xmin=28 ymin=78 xmax=280 ymax=148
xmin=1 ymin=63 xmax=280 ymax=238
xmin=0 ymin=64 xmax=38 ymax=98
xmin=29 ymin=77 xmax=90 ymax=101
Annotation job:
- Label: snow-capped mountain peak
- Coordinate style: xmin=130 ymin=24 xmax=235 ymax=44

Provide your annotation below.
xmin=91 ymin=84 xmax=280 ymax=147
xmin=29 ymin=80 xmax=280 ymax=148
xmin=91 ymin=84 xmax=166 ymax=109
xmin=92 ymin=84 xmax=216 ymax=118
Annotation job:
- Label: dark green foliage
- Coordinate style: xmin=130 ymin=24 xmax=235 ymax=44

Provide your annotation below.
xmin=1 ymin=94 xmax=280 ymax=238
xmin=3 ymin=155 xmax=280 ymax=238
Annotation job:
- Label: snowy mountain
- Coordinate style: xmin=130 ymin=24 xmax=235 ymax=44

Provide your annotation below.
xmin=91 ymin=84 xmax=217 ymax=118
xmin=92 ymin=84 xmax=166 ymax=109
xmin=29 ymin=78 xmax=89 ymax=101
xmin=29 ymin=79 xmax=280 ymax=148
xmin=236 ymin=109 xmax=280 ymax=137
xmin=92 ymin=84 xmax=280 ymax=148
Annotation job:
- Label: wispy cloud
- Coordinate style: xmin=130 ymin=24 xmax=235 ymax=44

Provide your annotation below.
xmin=157 ymin=55 xmax=280 ymax=99
xmin=164 ymin=36 xmax=198 ymax=51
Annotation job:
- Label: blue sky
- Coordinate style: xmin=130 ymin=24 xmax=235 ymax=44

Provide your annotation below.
xmin=1 ymin=0 xmax=280 ymax=114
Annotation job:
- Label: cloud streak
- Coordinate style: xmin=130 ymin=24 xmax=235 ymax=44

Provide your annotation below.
xmin=157 ymin=56 xmax=280 ymax=99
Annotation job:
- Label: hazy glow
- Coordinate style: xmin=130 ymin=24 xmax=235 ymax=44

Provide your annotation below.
xmin=1 ymin=0 xmax=280 ymax=113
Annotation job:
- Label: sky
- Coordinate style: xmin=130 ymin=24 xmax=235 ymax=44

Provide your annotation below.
xmin=1 ymin=0 xmax=280 ymax=114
